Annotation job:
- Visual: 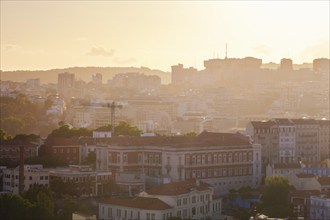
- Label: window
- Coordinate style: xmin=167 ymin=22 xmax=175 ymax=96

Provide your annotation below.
xmin=213 ymin=154 xmax=217 ymax=164
xmin=208 ymin=154 xmax=212 ymax=163
xmin=218 ymin=154 xmax=222 ymax=163
xmin=108 ymin=208 xmax=112 ymax=217
xmin=186 ymin=156 xmax=190 ymax=165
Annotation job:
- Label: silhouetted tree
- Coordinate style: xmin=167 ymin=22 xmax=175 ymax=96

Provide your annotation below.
xmin=0 ymin=129 xmax=12 ymax=140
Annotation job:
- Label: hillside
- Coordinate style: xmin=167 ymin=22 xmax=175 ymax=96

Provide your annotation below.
xmin=0 ymin=66 xmax=171 ymax=84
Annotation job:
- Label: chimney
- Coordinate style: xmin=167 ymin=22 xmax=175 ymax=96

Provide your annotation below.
xmin=19 ymin=146 xmax=25 ymax=195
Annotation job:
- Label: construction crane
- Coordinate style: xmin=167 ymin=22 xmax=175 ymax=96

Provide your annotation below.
xmin=105 ymin=101 xmax=122 ymax=135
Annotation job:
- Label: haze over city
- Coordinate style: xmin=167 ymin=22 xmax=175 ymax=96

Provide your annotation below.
xmin=1 ymin=1 xmax=329 ymax=71
xmin=0 ymin=1 xmax=329 ymax=220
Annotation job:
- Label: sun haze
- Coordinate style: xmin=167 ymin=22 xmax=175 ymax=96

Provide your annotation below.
xmin=1 ymin=1 xmax=329 ymax=71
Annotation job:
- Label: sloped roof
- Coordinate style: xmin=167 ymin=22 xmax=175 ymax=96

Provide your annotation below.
xmin=79 ymin=131 xmax=251 ymax=148
xmin=273 ymin=163 xmax=301 ymax=169
xmin=296 ymin=173 xmax=315 ymax=178
xmin=273 ymin=118 xmax=294 ymax=126
xmin=318 ymin=177 xmax=330 ymax=186
xmin=250 ymin=121 xmax=276 ymax=129
xmin=99 ymin=197 xmax=172 ymax=210
xmin=146 ymin=179 xmax=211 ymax=196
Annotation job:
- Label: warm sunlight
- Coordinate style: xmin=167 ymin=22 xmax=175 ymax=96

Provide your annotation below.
xmin=0 ymin=1 xmax=329 ymax=71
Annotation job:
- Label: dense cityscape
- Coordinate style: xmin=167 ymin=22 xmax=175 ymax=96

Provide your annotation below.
xmin=1 ymin=1 xmax=329 ymax=220
xmin=0 ymin=56 xmax=329 ymax=220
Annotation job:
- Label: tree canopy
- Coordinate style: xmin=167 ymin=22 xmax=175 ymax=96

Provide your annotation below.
xmin=95 ymin=121 xmax=142 ymax=136
xmin=259 ymin=175 xmax=292 ymax=217
xmin=48 ymin=125 xmax=93 ymax=138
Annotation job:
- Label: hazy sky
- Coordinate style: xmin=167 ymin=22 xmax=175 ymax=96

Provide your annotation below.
xmin=1 ymin=1 xmax=329 ymax=71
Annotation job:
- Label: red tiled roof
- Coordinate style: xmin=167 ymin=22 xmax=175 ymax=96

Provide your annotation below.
xmin=291 ymin=119 xmax=318 ymax=125
xmin=0 ymin=140 xmax=38 ymax=147
xmin=94 ymin=131 xmax=251 ymax=148
xmin=146 ymin=179 xmax=211 ymax=196
xmin=318 ymin=177 xmax=330 ymax=186
xmin=250 ymin=121 xmax=276 ymax=129
xmin=274 ymin=163 xmax=301 ymax=169
xmin=273 ymin=118 xmax=294 ymax=126
xmin=296 ymin=173 xmax=315 ymax=178
xmin=99 ymin=197 xmax=172 ymax=210
xmin=317 ymin=120 xmax=330 ymax=126
xmin=290 ymin=190 xmax=321 ymax=198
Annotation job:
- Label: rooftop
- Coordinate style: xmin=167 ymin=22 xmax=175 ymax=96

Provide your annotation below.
xmin=296 ymin=173 xmax=315 ymax=178
xmin=317 ymin=176 xmax=330 ymax=186
xmin=273 ymin=163 xmax=301 ymax=169
xmin=99 ymin=197 xmax=172 ymax=210
xmin=146 ymin=179 xmax=211 ymax=196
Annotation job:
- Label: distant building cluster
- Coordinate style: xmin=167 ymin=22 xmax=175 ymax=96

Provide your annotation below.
xmin=246 ymin=118 xmax=330 ymax=163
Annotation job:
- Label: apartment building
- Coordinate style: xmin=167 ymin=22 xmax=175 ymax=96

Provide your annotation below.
xmin=2 ymin=165 xmax=49 ymax=194
xmin=0 ymin=140 xmax=39 ymax=161
xmin=246 ymin=118 xmax=330 ymax=163
xmin=98 ymin=179 xmax=223 ymax=220
xmin=49 ymin=165 xmax=112 ymax=196
xmin=310 ymin=193 xmax=330 ymax=220
xmin=95 ymin=131 xmax=262 ymax=195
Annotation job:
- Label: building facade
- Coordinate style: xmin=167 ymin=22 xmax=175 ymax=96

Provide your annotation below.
xmin=98 ymin=179 xmax=223 ymax=220
xmin=2 ymin=165 xmax=49 ymax=194
xmin=246 ymin=118 xmax=330 ymax=164
xmin=96 ymin=131 xmax=262 ymax=195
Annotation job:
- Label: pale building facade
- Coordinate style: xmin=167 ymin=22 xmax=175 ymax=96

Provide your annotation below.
xmin=2 ymin=165 xmax=49 ymax=194
xmin=96 ymin=132 xmax=262 ymax=195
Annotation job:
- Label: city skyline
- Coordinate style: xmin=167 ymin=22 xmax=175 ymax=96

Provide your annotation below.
xmin=1 ymin=1 xmax=329 ymax=71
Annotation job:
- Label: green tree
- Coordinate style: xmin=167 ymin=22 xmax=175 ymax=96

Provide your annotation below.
xmin=0 ymin=194 xmax=33 ymax=220
xmin=184 ymin=131 xmax=197 ymax=137
xmin=24 ymin=184 xmax=55 ymax=220
xmin=95 ymin=121 xmax=142 ymax=136
xmin=259 ymin=175 xmax=292 ymax=217
xmin=0 ymin=128 xmax=12 ymax=140
xmin=114 ymin=121 xmax=142 ymax=136
xmin=13 ymin=133 xmax=40 ymax=142
xmin=1 ymin=116 xmax=25 ymax=136
xmin=56 ymin=196 xmax=78 ymax=220
xmin=49 ymin=125 xmax=92 ymax=138
xmin=83 ymin=152 xmax=96 ymax=167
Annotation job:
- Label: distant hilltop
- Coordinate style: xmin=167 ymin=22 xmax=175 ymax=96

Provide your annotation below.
xmin=0 ymin=61 xmax=317 ymax=85
xmin=0 ymin=66 xmax=171 ymax=85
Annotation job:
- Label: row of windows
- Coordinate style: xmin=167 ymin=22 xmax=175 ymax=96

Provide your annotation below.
xmin=177 ymin=194 xmax=211 ymax=206
xmin=185 ymin=166 xmax=253 ymax=179
xmin=104 ymin=207 xmax=160 ymax=220
xmin=4 ymin=174 xmax=48 ymax=180
xmin=53 ymin=148 xmax=77 ymax=154
xmin=185 ymin=152 xmax=253 ymax=165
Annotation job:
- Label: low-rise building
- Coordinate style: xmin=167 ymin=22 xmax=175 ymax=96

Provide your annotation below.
xmin=98 ymin=179 xmax=223 ymax=220
xmin=96 ymin=131 xmax=262 ymax=195
xmin=289 ymin=173 xmax=321 ymax=191
xmin=49 ymin=165 xmax=111 ymax=196
xmin=2 ymin=164 xmax=49 ymax=194
xmin=0 ymin=140 xmax=39 ymax=161
xmin=266 ymin=163 xmax=302 ymax=178
xmin=310 ymin=193 xmax=330 ymax=220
